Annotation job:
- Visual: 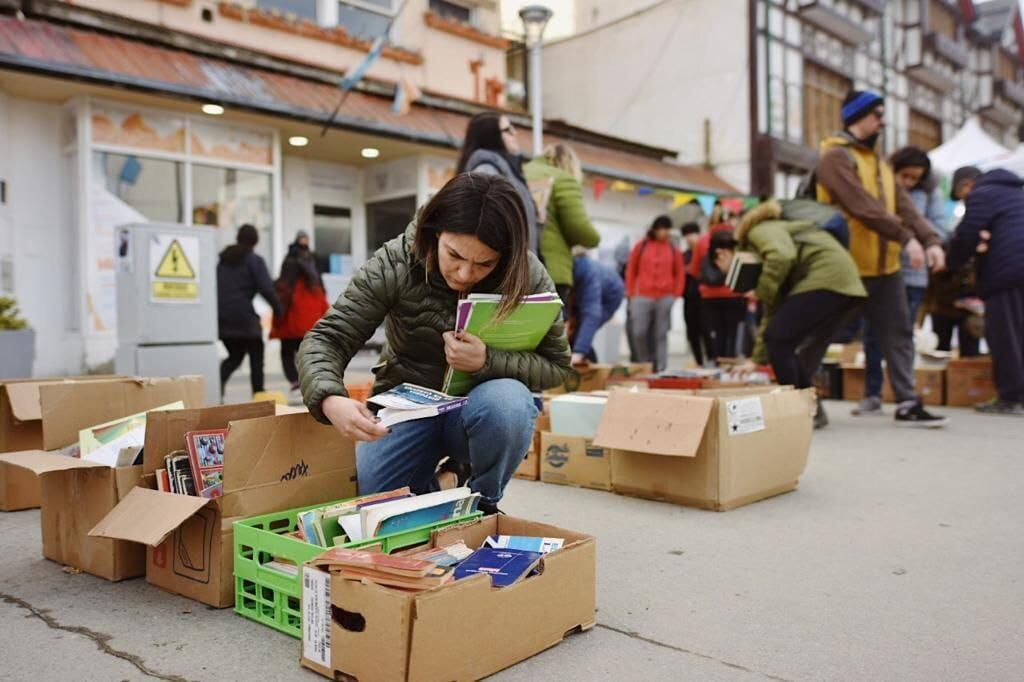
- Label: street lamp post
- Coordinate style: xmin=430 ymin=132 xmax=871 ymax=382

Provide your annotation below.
xmin=519 ymin=5 xmax=553 ymax=157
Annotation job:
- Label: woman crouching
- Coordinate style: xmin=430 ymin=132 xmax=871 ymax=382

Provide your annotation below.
xmin=297 ymin=173 xmax=572 ymax=514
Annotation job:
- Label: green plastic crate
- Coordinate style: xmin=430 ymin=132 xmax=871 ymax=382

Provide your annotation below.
xmin=233 ymin=498 xmax=482 ymax=638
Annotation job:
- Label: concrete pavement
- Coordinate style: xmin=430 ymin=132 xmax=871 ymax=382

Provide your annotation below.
xmin=2 ymin=402 xmax=1023 ymax=681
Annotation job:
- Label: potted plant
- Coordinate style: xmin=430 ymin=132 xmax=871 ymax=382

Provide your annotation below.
xmin=0 ymin=296 xmax=34 ymax=379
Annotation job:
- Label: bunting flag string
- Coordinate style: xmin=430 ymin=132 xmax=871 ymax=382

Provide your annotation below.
xmin=695 ymin=194 xmax=717 ymax=215
xmin=592 ymin=178 xmax=609 ymax=200
xmin=671 ymin=192 xmax=695 ymax=209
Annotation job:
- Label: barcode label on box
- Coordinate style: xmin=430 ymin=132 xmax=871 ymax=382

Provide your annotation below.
xmin=303 ymin=566 xmax=331 ymax=668
xmin=726 ymin=397 xmax=766 ymax=435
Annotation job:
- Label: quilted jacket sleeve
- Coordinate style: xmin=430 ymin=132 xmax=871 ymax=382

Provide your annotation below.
xmin=470 ymin=263 xmax=572 ymax=391
xmin=553 ymin=174 xmax=600 ymax=249
xmin=298 ymin=242 xmax=403 ymax=423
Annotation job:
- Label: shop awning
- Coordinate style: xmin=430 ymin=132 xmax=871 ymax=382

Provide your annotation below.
xmin=0 ymin=14 xmax=737 ymax=195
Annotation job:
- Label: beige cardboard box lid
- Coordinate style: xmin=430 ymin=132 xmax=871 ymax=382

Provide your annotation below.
xmin=0 ymin=450 xmax=110 ymax=476
xmin=91 ymin=408 xmax=356 ymax=545
xmin=39 ymin=376 xmax=205 ymax=451
xmin=593 ymin=390 xmax=715 ymax=458
xmin=1 ymin=376 xmax=130 ymax=424
xmin=89 ymin=486 xmax=210 ymax=547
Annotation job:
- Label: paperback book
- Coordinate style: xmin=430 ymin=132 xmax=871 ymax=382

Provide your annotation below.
xmin=367 ymin=383 xmax=468 ymax=428
xmin=443 ymin=293 xmax=563 ymax=396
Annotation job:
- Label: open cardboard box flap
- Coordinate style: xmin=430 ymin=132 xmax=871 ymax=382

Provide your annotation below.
xmin=593 ymin=390 xmax=715 ymax=457
xmin=142 ymin=401 xmax=275 ymax=475
xmin=89 ymin=486 xmax=210 ymax=546
xmin=220 ymin=412 xmax=357 ymax=519
xmin=5 ymin=383 xmax=47 ymax=422
xmin=39 ymin=376 xmax=205 ymax=452
xmin=0 ymin=450 xmax=108 ymax=476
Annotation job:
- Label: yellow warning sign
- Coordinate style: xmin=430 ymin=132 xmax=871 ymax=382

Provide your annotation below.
xmin=152 ymin=281 xmax=199 ymax=299
xmin=154 ymin=239 xmax=196 ymax=279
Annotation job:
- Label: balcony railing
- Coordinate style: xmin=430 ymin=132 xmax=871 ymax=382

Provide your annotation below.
xmin=925 ymin=31 xmax=969 ymax=69
xmin=797 ymin=1 xmax=874 ymax=45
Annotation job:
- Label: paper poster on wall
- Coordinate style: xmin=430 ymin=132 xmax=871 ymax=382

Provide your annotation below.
xmin=150 ymin=234 xmax=200 ymax=303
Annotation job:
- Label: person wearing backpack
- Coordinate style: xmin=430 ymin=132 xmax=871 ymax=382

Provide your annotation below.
xmin=816 ymin=90 xmax=948 ymax=427
xmin=710 ymin=200 xmax=866 ymax=428
xmin=524 ymin=144 xmax=601 ymax=306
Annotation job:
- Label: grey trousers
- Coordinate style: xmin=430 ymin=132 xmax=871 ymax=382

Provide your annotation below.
xmin=630 ymin=295 xmax=675 ymax=373
xmin=861 ymin=272 xmax=916 ymax=402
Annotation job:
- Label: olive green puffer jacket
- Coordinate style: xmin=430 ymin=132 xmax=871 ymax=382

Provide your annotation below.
xmin=298 ymin=223 xmax=572 ymax=424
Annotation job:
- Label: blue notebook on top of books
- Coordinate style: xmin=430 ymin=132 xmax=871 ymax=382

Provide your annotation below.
xmin=453 ymin=547 xmax=544 ymax=587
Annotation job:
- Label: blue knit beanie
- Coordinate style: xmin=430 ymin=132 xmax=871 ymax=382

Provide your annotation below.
xmin=841 ymin=91 xmax=883 ymax=127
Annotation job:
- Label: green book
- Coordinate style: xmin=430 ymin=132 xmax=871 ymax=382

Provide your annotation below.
xmin=443 ymin=294 xmax=563 ymax=396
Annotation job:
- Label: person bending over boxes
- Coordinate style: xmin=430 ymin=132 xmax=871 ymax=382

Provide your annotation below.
xmin=297 ymin=173 xmax=572 ymax=514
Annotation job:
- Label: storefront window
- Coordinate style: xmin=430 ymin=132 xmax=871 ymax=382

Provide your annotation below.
xmin=93 ymin=152 xmax=184 ymax=222
xmin=313 ymin=205 xmax=353 ymax=275
xmin=192 ymin=165 xmax=274 ymax=261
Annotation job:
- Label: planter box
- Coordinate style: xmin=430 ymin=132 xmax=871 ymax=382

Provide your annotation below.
xmin=0 ymin=329 xmax=34 ymax=379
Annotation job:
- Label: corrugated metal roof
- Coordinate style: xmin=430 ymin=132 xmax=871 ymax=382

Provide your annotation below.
xmin=0 ymin=14 xmax=739 ymax=195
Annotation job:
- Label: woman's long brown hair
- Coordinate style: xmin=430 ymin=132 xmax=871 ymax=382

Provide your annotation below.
xmin=415 ymin=173 xmax=532 ymax=321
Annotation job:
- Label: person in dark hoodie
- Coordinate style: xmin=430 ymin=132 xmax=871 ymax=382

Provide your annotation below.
xmin=457 ymin=113 xmax=539 ymax=255
xmin=569 ymin=247 xmax=625 ymax=365
xmin=949 ymin=166 xmax=1024 ymax=416
xmin=217 ymin=224 xmax=282 ymax=399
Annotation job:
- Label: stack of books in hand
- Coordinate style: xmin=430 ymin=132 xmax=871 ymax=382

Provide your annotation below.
xmin=444 ymin=293 xmax=563 ymax=396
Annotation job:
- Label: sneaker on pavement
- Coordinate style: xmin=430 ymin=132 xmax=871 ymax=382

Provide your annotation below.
xmin=894 ymin=400 xmax=949 ymax=428
xmin=975 ymin=399 xmax=1024 ymax=416
xmin=852 ymin=396 xmax=884 ymax=416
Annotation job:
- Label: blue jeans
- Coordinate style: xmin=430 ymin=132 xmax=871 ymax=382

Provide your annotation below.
xmin=356 ymin=379 xmax=538 ymax=505
xmin=864 ymin=285 xmax=926 ymax=398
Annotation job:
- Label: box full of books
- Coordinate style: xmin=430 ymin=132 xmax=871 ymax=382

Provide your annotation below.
xmin=595 ymin=386 xmax=815 ymax=511
xmin=301 ymin=514 xmax=596 ymax=682
xmin=0 ymin=376 xmax=203 ymax=511
xmin=89 ymin=403 xmax=356 ymax=607
xmin=233 ymin=487 xmax=483 ymax=637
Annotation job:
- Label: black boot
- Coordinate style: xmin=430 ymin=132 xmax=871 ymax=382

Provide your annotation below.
xmin=814 ymin=397 xmax=829 ymax=430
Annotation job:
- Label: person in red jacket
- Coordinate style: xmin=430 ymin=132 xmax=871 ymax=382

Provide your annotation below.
xmin=626 ymin=215 xmax=686 ymax=372
xmin=689 ymin=223 xmax=747 ymax=360
xmin=272 ymin=236 xmax=329 ymax=392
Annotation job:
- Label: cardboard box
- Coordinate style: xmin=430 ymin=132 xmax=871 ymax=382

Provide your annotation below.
xmin=0 ymin=376 xmax=204 ymax=454
xmin=0 ymin=451 xmax=145 ymax=579
xmin=0 ymin=376 xmax=204 ymax=511
xmin=540 ymin=432 xmax=612 ymax=491
xmin=842 ymin=365 xmax=944 ymax=406
xmin=571 ymin=363 xmax=613 ymax=392
xmin=946 ymin=356 xmax=996 ymax=407
xmin=549 ymin=394 xmax=607 ymax=439
xmin=301 ymin=514 xmax=596 ymax=682
xmin=595 ymin=386 xmax=815 ymax=511
xmin=90 ymin=404 xmax=357 ymax=607
xmin=515 ymin=413 xmax=550 ymax=481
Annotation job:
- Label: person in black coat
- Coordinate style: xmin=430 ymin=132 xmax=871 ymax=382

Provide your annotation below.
xmin=217 ymin=224 xmax=282 ymax=398
xmin=949 ymin=167 xmax=1024 ymax=415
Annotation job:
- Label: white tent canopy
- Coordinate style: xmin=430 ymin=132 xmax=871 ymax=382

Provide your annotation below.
xmin=982 ymin=144 xmax=1024 ymax=176
xmin=928 ymin=117 xmax=1011 ymax=176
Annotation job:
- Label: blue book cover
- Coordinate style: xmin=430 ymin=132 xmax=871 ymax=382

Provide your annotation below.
xmin=374 ymin=494 xmax=480 ymax=537
xmin=453 ymin=548 xmax=544 ymax=587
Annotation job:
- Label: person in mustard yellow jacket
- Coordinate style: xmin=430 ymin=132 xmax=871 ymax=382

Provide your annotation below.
xmin=816 ymin=90 xmax=948 ymax=428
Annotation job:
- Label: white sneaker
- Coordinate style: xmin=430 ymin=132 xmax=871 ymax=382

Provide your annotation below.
xmin=852 ymin=396 xmax=884 ymax=416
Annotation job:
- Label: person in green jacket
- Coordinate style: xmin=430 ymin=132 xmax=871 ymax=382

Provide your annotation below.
xmin=711 ymin=200 xmax=866 ymax=426
xmin=524 ymin=143 xmax=601 ymax=305
xmin=298 ymin=173 xmax=572 ymax=513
